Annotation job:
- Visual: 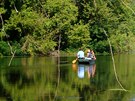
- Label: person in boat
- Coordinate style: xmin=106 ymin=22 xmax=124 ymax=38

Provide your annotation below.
xmin=87 ymin=49 xmax=96 ymax=60
xmin=77 ymin=48 xmax=85 ymax=59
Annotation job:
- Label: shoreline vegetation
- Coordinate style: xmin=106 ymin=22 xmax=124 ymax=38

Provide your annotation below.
xmin=0 ymin=0 xmax=135 ymax=57
xmin=0 ymin=49 xmax=134 ymax=58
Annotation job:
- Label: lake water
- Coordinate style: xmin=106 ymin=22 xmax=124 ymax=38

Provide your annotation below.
xmin=0 ymin=54 xmax=135 ymax=101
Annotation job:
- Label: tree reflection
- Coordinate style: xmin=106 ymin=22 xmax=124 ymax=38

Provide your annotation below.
xmin=0 ymin=56 xmax=134 ymax=101
xmin=0 ymin=57 xmax=57 ymax=101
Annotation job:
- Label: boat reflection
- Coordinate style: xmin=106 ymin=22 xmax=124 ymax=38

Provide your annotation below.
xmin=72 ymin=63 xmax=96 ymax=79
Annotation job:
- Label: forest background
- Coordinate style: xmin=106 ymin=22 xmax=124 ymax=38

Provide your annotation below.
xmin=0 ymin=0 xmax=135 ymax=56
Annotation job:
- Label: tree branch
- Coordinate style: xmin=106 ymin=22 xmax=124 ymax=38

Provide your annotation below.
xmin=103 ymin=29 xmax=127 ymax=91
xmin=14 ymin=4 xmax=18 ymax=13
xmin=0 ymin=13 xmax=6 ymax=35
xmin=93 ymin=0 xmax=97 ymax=9
xmin=8 ymin=42 xmax=16 ymax=66
xmin=120 ymin=0 xmax=135 ymax=15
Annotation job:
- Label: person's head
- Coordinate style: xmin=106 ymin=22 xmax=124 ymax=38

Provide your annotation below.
xmin=91 ymin=50 xmax=94 ymax=52
xmin=79 ymin=48 xmax=83 ymax=51
xmin=87 ymin=49 xmax=90 ymax=53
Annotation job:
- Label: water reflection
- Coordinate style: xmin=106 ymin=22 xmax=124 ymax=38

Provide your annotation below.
xmin=1 ymin=55 xmax=135 ymax=101
xmin=72 ymin=63 xmax=96 ymax=79
xmin=78 ymin=64 xmax=85 ymax=78
xmin=87 ymin=64 xmax=96 ymax=79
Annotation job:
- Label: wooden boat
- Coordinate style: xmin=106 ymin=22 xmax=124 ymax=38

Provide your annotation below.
xmin=78 ymin=58 xmax=95 ymax=65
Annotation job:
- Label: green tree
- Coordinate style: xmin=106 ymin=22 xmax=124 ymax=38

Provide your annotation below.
xmin=0 ymin=0 xmax=135 ymax=56
xmin=76 ymin=0 xmax=135 ymax=53
xmin=68 ymin=22 xmax=90 ymax=49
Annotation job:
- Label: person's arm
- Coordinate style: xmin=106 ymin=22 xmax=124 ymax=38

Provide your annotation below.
xmin=92 ymin=51 xmax=96 ymax=60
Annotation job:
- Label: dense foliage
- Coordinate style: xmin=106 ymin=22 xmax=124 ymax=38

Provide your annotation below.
xmin=0 ymin=0 xmax=135 ymax=56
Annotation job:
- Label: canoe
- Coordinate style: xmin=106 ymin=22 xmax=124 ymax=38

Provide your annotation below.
xmin=78 ymin=58 xmax=95 ymax=65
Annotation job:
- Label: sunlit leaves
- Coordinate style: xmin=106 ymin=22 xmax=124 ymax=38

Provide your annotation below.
xmin=110 ymin=21 xmax=135 ymax=53
xmin=0 ymin=0 xmax=135 ymax=55
xmin=68 ymin=23 xmax=90 ymax=48
xmin=0 ymin=7 xmax=6 ymax=14
xmin=42 ymin=0 xmax=78 ymax=49
xmin=44 ymin=0 xmax=78 ymax=31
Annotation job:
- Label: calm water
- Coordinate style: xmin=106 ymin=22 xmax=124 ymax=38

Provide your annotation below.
xmin=0 ymin=54 xmax=135 ymax=101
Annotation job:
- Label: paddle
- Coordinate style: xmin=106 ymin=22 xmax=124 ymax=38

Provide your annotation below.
xmin=72 ymin=58 xmax=78 ymax=64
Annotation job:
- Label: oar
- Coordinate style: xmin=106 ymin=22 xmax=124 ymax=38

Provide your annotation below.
xmin=72 ymin=58 xmax=78 ymax=64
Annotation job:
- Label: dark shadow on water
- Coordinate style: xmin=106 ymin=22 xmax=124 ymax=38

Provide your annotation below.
xmin=0 ymin=82 xmax=13 ymax=101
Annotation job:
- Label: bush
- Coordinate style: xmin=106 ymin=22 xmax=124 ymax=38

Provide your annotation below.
xmin=0 ymin=41 xmax=10 ymax=56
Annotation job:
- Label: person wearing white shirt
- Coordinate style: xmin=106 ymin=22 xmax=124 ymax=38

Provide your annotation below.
xmin=77 ymin=48 xmax=84 ymax=59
